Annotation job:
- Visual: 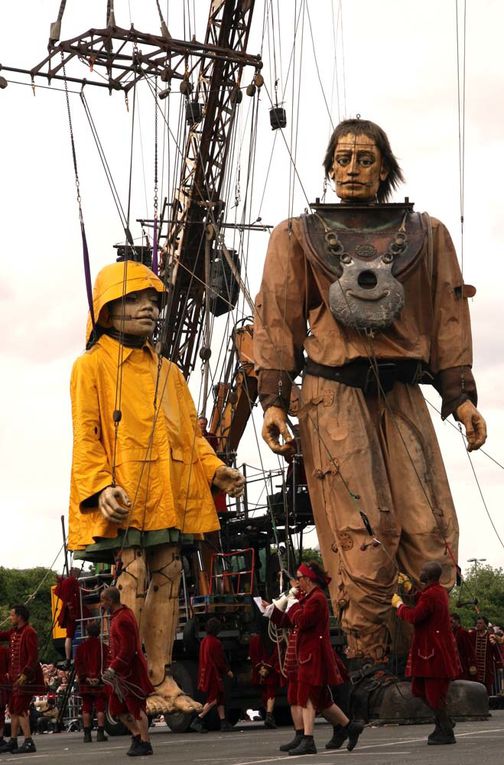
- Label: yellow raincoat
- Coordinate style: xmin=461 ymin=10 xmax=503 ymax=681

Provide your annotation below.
xmin=68 ymin=261 xmax=223 ymax=555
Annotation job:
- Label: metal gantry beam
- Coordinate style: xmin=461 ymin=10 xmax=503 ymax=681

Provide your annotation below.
xmin=161 ymin=0 xmax=258 ymax=377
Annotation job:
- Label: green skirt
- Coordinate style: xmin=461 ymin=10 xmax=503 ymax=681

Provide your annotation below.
xmin=73 ymin=527 xmax=194 ymax=564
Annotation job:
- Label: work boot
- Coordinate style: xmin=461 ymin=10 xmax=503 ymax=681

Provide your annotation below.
xmin=12 ymin=737 xmax=37 ymax=754
xmin=346 ymin=720 xmax=364 ymax=751
xmin=219 ymin=719 xmax=234 ymax=731
xmin=279 ymin=729 xmax=304 ymax=752
xmin=264 ymin=712 xmax=277 ymax=729
xmin=189 ymin=716 xmax=208 ymax=733
xmin=127 ymin=735 xmax=141 ymax=755
xmin=288 ymin=735 xmax=317 ymax=756
xmin=325 ymin=724 xmax=348 ymax=749
xmin=127 ymin=739 xmax=153 ymax=757
xmin=0 ymin=737 xmax=18 ymax=753
xmin=428 ymin=710 xmax=456 ymax=745
xmin=83 ymin=728 xmax=92 ymax=743
xmin=96 ymin=727 xmax=108 ymax=742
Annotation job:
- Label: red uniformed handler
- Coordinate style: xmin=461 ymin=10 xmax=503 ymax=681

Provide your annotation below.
xmin=100 ymin=587 xmax=154 ymax=757
xmin=0 ymin=643 xmax=10 ymax=748
xmin=393 ymin=561 xmax=460 ymax=745
xmin=249 ymin=620 xmax=283 ymax=729
xmin=74 ymin=622 xmax=109 ymax=743
xmin=0 ymin=605 xmax=44 ymax=754
xmin=450 ymin=613 xmax=477 ymax=681
xmin=267 ymin=561 xmax=363 ymax=756
xmin=190 ymin=618 xmax=234 ymax=733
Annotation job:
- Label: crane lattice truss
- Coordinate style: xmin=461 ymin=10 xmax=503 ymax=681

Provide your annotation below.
xmin=27 ymin=0 xmax=259 ymax=377
xmin=162 ymin=0 xmax=257 ymax=376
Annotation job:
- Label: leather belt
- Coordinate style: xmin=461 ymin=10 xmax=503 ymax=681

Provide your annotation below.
xmin=304 ymin=358 xmax=424 ymax=394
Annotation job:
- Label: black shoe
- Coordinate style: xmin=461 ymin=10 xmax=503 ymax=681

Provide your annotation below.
xmin=220 ymin=719 xmax=234 ymax=731
xmin=289 ymin=735 xmax=317 ymax=756
xmin=264 ymin=713 xmax=277 ymax=729
xmin=127 ymin=739 xmax=153 ymax=757
xmin=0 ymin=738 xmax=17 ymax=753
xmin=279 ymin=731 xmax=304 ymax=752
xmin=189 ymin=717 xmax=208 ymax=733
xmin=346 ymin=721 xmax=364 ymax=751
xmin=96 ymin=728 xmax=108 ymax=742
xmin=83 ymin=729 xmax=92 ymax=743
xmin=127 ymin=735 xmax=141 ymax=755
xmin=428 ymin=730 xmax=456 ymax=745
xmin=12 ymin=738 xmax=37 ymax=754
xmin=325 ymin=725 xmax=348 ymax=749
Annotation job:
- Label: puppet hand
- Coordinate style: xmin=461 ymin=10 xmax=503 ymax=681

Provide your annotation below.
xmin=469 ymin=665 xmax=477 ymax=676
xmin=262 ymin=407 xmax=295 ymax=456
xmin=98 ymin=486 xmax=131 ymax=524
xmin=15 ymin=673 xmax=27 ymax=687
xmin=212 ymin=466 xmax=245 ymax=498
xmin=391 ymin=593 xmax=403 ymax=609
xmin=455 ymin=401 xmax=487 ymax=451
xmin=102 ymin=668 xmax=116 ymax=682
xmin=397 ymin=572 xmax=413 ymax=592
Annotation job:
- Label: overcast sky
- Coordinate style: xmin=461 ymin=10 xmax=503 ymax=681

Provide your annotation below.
xmin=0 ymin=1 xmax=502 ymax=576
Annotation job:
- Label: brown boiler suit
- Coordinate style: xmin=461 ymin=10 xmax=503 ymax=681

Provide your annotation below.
xmin=254 ymin=213 xmax=477 ymax=661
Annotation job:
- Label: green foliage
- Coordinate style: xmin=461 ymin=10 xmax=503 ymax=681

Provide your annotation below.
xmin=450 ymin=564 xmax=504 ymax=629
xmin=0 ymin=567 xmax=60 ymax=663
xmin=300 ymin=547 xmax=323 ymax=567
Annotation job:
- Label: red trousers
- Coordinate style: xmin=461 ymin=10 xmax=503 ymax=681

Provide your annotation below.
xmin=411 ymin=677 xmax=450 ymax=709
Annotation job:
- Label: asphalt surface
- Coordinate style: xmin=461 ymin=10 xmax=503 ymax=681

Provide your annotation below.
xmin=1 ymin=711 xmax=504 ymax=764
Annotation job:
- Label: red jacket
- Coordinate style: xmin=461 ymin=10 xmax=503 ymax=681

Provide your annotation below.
xmin=397 ymin=583 xmax=460 ymax=679
xmin=272 ymin=587 xmax=343 ymax=688
xmin=249 ymin=633 xmax=282 ymax=688
xmin=109 ymin=606 xmax=154 ymax=698
xmin=0 ymin=645 xmax=10 ymax=705
xmin=0 ymin=624 xmax=45 ymax=694
xmin=54 ymin=575 xmax=86 ymax=633
xmin=198 ymin=634 xmax=229 ymax=695
xmin=453 ymin=625 xmax=477 ymax=680
xmin=74 ymin=636 xmax=109 ymax=694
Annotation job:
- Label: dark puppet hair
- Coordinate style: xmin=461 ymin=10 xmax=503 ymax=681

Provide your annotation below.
xmin=323 ymin=118 xmax=405 ymax=203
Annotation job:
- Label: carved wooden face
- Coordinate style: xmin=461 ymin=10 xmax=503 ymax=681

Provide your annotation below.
xmin=108 ymin=287 xmax=159 ymax=337
xmin=330 ymin=132 xmax=388 ymax=202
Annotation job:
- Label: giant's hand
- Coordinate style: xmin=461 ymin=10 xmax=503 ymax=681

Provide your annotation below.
xmin=98 ymin=485 xmax=131 ymax=524
xmin=455 ymin=401 xmax=487 ymax=452
xmin=261 ymin=406 xmax=295 ymax=456
xmin=213 ymin=466 xmax=245 ymax=498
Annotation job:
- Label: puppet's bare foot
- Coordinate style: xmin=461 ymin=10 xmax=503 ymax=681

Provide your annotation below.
xmin=147 ymin=676 xmax=202 ymax=715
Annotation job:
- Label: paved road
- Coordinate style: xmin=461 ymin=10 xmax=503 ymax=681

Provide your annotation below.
xmin=1 ymin=711 xmax=503 ymax=764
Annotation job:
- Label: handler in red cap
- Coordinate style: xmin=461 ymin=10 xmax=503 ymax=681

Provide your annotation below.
xmin=74 ymin=622 xmax=109 ymax=743
xmin=0 ymin=605 xmax=44 ymax=754
xmin=100 ymin=587 xmax=154 ymax=757
xmin=393 ymin=560 xmax=460 ymax=745
xmin=267 ymin=561 xmax=363 ymax=756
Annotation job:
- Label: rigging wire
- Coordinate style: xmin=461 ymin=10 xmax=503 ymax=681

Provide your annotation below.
xmin=455 ymin=0 xmax=467 ymax=274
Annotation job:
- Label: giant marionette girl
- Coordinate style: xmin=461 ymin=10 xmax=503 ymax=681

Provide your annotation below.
xmin=254 ymin=119 xmax=486 ymax=663
xmin=68 ymin=260 xmax=244 ymax=712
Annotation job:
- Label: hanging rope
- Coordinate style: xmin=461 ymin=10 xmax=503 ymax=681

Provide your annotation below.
xmin=455 ymin=0 xmax=467 ymax=274
xmin=62 ymin=54 xmax=96 ymax=335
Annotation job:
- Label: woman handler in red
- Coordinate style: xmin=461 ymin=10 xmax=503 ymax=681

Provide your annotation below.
xmin=268 ymin=561 xmax=363 ymax=756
